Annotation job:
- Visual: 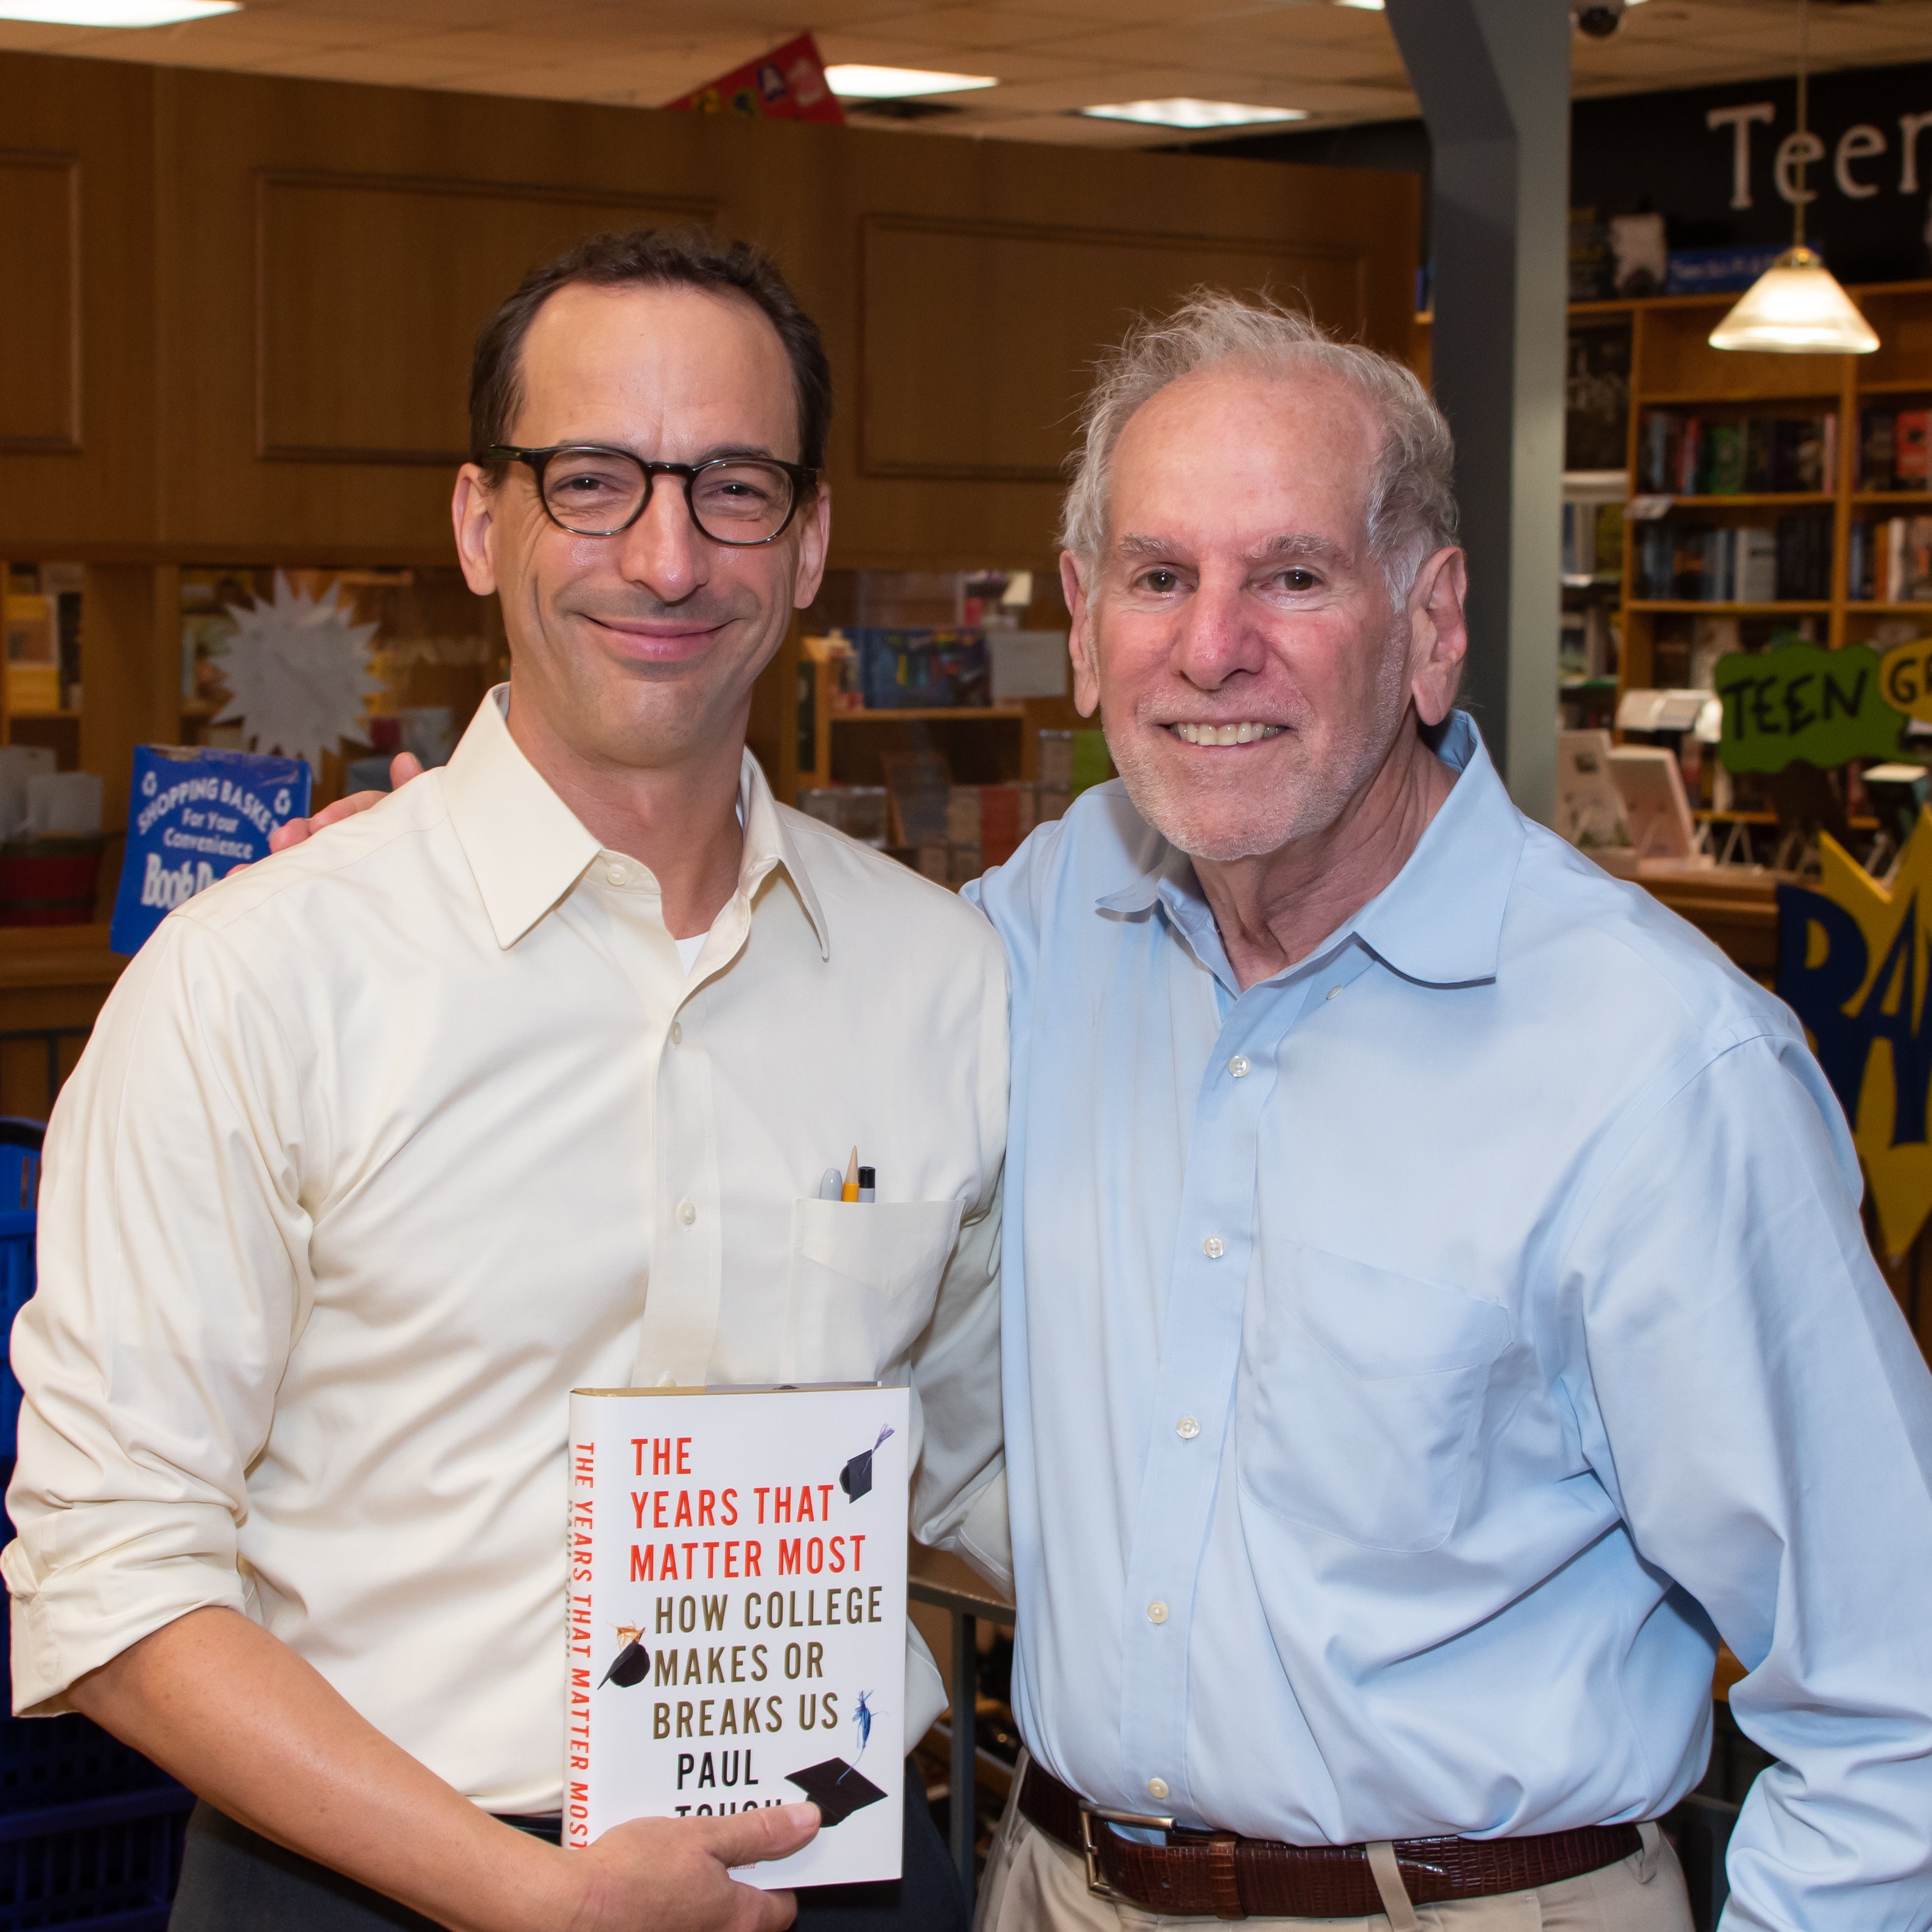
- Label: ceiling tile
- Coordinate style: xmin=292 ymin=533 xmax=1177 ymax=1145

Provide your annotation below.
xmin=0 ymin=0 xmax=1921 ymax=149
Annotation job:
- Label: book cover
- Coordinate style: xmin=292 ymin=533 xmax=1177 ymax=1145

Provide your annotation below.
xmin=1899 ymin=413 xmax=1931 ymax=490
xmin=1678 ymin=417 xmax=1702 ymax=495
xmin=567 ymin=1384 xmax=911 ymax=1889
xmin=1705 ymin=424 xmax=1745 ymax=496
xmin=1864 ymin=408 xmax=1898 ymax=492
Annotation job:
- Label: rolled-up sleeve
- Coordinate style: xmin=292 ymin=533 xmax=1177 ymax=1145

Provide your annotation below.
xmin=3 ymin=914 xmax=315 ymax=1713
xmin=1566 ymin=1032 xmax=1932 ymax=1929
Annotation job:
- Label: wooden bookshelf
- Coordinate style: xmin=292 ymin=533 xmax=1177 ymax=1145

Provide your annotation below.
xmin=1600 ymin=278 xmax=1932 ymax=710
xmin=791 ymin=657 xmax=1085 ymax=794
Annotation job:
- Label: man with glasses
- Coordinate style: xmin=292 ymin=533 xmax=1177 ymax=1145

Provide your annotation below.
xmin=4 ymin=230 xmax=1008 ymax=1932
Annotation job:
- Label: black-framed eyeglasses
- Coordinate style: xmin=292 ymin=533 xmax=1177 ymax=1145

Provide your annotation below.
xmin=487 ymin=445 xmax=817 ymax=545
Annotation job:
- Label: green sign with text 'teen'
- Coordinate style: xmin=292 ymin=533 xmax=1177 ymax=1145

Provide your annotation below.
xmin=1715 ymin=642 xmax=1903 ymax=775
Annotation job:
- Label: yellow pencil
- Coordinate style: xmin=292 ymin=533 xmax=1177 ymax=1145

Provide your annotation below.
xmin=841 ymin=1147 xmax=860 ymax=1203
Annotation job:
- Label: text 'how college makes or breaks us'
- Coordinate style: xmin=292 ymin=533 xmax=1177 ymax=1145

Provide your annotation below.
xmin=567 ymin=1434 xmax=891 ymax=1810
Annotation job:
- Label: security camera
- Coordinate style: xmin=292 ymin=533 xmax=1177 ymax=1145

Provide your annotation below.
xmin=1573 ymin=0 xmax=1623 ymax=36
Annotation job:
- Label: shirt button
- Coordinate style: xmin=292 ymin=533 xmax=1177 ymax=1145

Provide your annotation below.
xmin=1147 ymin=1778 xmax=1170 ymax=1802
xmin=1203 ymin=1236 xmax=1225 ymax=1259
xmin=669 ymin=1021 xmax=683 ymax=1045
xmin=1326 ymin=985 xmax=1342 ymax=1001
xmin=606 ymin=866 xmax=628 ymax=887
xmin=1147 ymin=1600 xmax=1168 ymax=1625
xmin=1228 ymin=1054 xmax=1250 ymax=1079
xmin=677 ymin=1200 xmax=696 ymax=1225
xmin=1176 ymin=1416 xmax=1200 ymax=1440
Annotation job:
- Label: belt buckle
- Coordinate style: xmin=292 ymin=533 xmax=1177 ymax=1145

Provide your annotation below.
xmin=1077 ymin=1799 xmax=1176 ymax=1902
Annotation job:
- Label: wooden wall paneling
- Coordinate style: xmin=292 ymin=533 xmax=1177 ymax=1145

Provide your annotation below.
xmin=158 ymin=65 xmax=726 ymax=558
xmin=858 ymin=216 xmax=1366 ymax=483
xmin=134 ymin=60 xmax=1415 ymax=572
xmin=726 ymin=121 xmax=1417 ymax=575
xmin=0 ymin=54 xmax=157 ymax=553
xmin=0 ymin=152 xmax=80 ymax=454
xmin=256 ymin=172 xmax=716 ymax=465
xmin=80 ymin=561 xmax=180 ymax=829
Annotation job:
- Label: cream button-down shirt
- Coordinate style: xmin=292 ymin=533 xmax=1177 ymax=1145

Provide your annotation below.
xmin=3 ymin=689 xmax=1009 ymax=1813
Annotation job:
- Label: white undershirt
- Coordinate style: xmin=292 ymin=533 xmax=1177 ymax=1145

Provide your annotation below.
xmin=670 ymin=799 xmax=740 ymax=975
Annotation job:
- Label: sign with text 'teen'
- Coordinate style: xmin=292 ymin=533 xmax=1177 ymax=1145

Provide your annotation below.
xmin=1716 ymin=641 xmax=1903 ymax=774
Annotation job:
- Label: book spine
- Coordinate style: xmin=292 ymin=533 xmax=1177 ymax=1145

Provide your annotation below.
xmin=566 ymin=1396 xmax=596 ymax=1851
xmin=1864 ymin=408 xmax=1897 ymax=492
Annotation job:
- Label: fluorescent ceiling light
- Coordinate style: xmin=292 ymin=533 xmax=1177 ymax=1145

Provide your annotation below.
xmin=824 ymin=63 xmax=996 ymax=99
xmin=1081 ymin=98 xmax=1307 ymax=130
xmin=1335 ymin=1 xmax=1384 ymax=10
xmin=0 ymin=0 xmax=236 ymax=20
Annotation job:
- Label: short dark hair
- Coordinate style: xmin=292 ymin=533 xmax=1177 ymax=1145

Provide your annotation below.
xmin=468 ymin=227 xmax=832 ymax=477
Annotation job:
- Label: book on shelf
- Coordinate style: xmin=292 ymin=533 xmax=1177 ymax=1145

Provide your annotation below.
xmin=567 ymin=1384 xmax=909 ymax=1888
xmin=1635 ymin=512 xmax=1826 ymax=602
xmin=1852 ymin=517 xmax=1932 ymax=601
xmin=1860 ymin=407 xmax=1929 ymax=492
xmin=1639 ymin=411 xmax=1834 ymax=495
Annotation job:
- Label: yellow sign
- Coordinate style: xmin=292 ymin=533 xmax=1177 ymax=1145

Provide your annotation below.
xmin=1878 ymin=635 xmax=1932 ymax=723
xmin=1778 ymin=809 xmax=1932 ymax=1256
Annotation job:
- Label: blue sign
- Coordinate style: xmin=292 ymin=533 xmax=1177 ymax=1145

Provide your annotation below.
xmin=110 ymin=745 xmax=310 ymax=956
xmin=1665 ymin=243 xmax=1783 ymax=296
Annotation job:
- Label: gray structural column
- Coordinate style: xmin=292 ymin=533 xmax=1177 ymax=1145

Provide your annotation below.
xmin=1384 ymin=0 xmax=1571 ymax=824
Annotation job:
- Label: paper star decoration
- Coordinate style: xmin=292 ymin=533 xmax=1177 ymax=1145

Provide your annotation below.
xmin=214 ymin=572 xmax=383 ymax=772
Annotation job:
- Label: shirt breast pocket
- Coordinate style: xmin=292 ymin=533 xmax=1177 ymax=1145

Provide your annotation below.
xmin=1238 ymin=1242 xmax=1511 ymax=1553
xmin=786 ymin=1197 xmax=964 ymax=1381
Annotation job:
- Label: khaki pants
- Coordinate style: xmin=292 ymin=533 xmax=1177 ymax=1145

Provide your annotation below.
xmin=974 ymin=1766 xmax=1695 ymax=1932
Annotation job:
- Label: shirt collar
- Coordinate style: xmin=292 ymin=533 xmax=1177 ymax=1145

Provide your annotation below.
xmin=1093 ymin=711 xmax=1525 ymax=991
xmin=441 ymin=687 xmax=831 ymax=957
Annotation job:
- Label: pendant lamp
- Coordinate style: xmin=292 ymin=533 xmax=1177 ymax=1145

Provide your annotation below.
xmin=1709 ymin=0 xmax=1878 ymax=355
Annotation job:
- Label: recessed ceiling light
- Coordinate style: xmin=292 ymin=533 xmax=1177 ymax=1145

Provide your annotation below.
xmin=1080 ymin=98 xmax=1308 ymax=130
xmin=0 ymin=0 xmax=236 ymax=20
xmin=824 ymin=63 xmax=997 ymax=99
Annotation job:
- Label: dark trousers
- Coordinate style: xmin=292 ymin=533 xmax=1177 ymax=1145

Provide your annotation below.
xmin=169 ymin=1771 xmax=968 ymax=1932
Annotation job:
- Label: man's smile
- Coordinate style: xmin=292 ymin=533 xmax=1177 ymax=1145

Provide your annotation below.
xmin=1165 ymin=721 xmax=1286 ymax=746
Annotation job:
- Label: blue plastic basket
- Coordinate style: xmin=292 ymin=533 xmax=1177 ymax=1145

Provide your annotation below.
xmin=0 ymin=1786 xmax=193 ymax=1930
xmin=0 ymin=1211 xmax=35 ymax=1463
xmin=1 ymin=1427 xmax=194 ymax=1929
xmin=0 ymin=1712 xmax=176 ymax=1822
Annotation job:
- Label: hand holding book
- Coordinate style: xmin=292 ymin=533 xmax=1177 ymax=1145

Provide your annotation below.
xmin=558 ymin=1804 xmax=819 ymax=1932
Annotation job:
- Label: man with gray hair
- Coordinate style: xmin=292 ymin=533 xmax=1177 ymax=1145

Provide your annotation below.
xmin=967 ymin=294 xmax=1932 ymax=1929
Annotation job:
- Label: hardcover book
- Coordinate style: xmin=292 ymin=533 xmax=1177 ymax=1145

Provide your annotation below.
xmin=566 ymin=1384 xmax=911 ymax=1888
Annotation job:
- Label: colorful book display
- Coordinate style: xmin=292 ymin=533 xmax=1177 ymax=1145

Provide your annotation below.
xmin=108 ymin=745 xmax=311 ymax=956
xmin=566 ymin=1384 xmax=910 ymax=1888
xmin=1638 ymin=411 xmax=1835 ymax=495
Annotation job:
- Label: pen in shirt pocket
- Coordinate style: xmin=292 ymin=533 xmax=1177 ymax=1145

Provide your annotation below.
xmin=818 ymin=1149 xmax=876 ymax=1202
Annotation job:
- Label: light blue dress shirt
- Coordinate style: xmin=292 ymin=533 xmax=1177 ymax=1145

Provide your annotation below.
xmin=967 ymin=713 xmax=1932 ymax=1930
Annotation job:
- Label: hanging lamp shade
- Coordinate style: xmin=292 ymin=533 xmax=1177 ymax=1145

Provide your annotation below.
xmin=1709 ymin=247 xmax=1878 ymax=354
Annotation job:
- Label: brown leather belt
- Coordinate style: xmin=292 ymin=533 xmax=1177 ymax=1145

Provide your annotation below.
xmin=1018 ymin=1762 xmax=1641 ymax=1920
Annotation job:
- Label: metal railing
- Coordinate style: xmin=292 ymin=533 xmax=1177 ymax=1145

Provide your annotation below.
xmin=909 ymin=1575 xmax=1015 ymax=1904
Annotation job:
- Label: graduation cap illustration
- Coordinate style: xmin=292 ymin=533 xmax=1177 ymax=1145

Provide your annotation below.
xmin=785 ymin=1756 xmax=888 ymax=1827
xmin=838 ymin=1426 xmax=894 ymax=1503
xmin=600 ymin=1625 xmax=651 ymax=1690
